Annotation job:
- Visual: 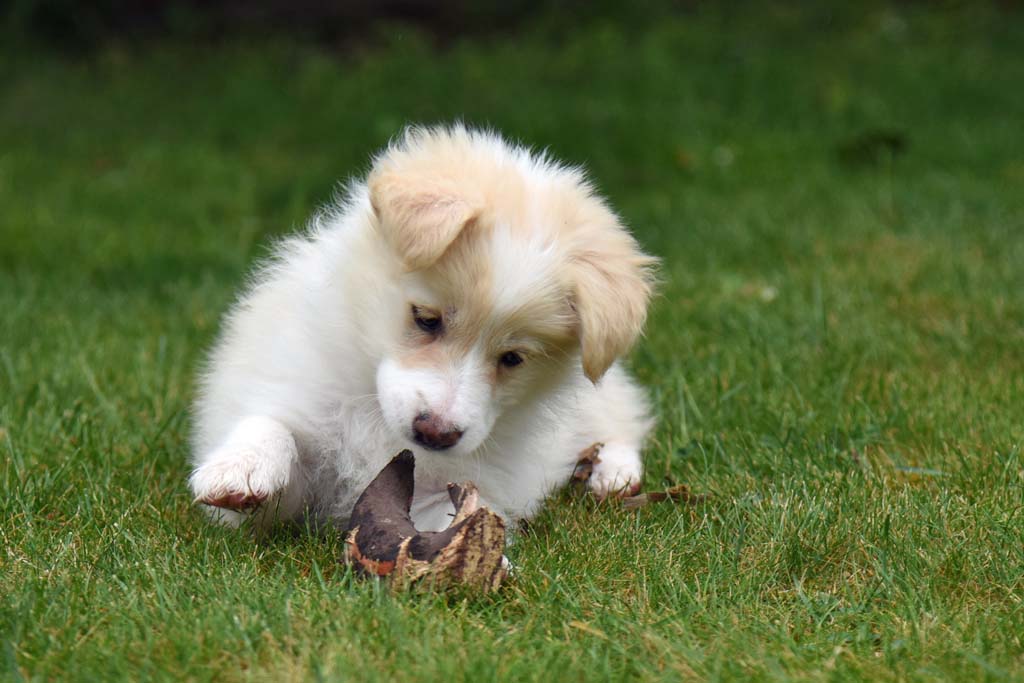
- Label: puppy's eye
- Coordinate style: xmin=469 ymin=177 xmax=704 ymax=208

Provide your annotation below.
xmin=416 ymin=316 xmax=442 ymax=333
xmin=498 ymin=351 xmax=524 ymax=368
xmin=412 ymin=306 xmax=443 ymax=334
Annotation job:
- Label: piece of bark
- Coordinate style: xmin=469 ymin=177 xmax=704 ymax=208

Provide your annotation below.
xmin=620 ymin=484 xmax=708 ymax=509
xmin=343 ymin=450 xmax=507 ymax=592
xmin=572 ymin=442 xmax=603 ymax=484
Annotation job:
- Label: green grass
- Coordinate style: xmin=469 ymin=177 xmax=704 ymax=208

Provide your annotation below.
xmin=3 ymin=3 xmax=1024 ymax=681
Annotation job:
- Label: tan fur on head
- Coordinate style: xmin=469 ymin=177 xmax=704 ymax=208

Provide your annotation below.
xmin=368 ymin=128 xmax=485 ymax=270
xmin=568 ymin=206 xmax=658 ymax=383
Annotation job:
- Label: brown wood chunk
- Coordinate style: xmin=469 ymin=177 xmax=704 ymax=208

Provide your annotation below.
xmin=343 ymin=450 xmax=507 ymax=592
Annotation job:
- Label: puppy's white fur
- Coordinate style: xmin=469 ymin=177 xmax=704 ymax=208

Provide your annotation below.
xmin=190 ymin=125 xmax=657 ymax=532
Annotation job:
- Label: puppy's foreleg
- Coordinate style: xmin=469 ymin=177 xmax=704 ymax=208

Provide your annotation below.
xmin=577 ymin=364 xmax=654 ymax=499
xmin=189 ymin=415 xmax=305 ymax=528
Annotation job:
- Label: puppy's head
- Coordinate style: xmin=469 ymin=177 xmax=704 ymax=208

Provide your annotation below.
xmin=368 ymin=126 xmax=656 ymax=456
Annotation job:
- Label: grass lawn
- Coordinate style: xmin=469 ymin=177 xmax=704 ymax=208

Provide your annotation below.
xmin=2 ymin=3 xmax=1024 ymax=681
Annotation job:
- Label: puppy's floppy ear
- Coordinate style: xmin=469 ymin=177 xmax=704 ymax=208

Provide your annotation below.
xmin=369 ymin=169 xmax=481 ymax=271
xmin=570 ymin=217 xmax=657 ymax=383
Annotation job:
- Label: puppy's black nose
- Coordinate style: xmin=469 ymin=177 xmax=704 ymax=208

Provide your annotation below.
xmin=412 ymin=413 xmax=463 ymax=451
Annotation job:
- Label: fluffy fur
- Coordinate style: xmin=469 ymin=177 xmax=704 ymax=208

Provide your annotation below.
xmin=189 ymin=125 xmax=658 ymax=532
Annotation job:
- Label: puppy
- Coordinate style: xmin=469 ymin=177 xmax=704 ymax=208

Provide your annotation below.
xmin=189 ymin=125 xmax=657 ymax=532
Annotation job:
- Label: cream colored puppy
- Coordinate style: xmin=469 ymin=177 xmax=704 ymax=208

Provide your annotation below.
xmin=189 ymin=125 xmax=657 ymax=532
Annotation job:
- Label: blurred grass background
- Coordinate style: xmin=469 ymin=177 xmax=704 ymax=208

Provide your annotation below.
xmin=2 ymin=2 xmax=1024 ymax=681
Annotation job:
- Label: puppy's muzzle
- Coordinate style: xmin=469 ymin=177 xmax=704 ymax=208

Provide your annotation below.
xmin=412 ymin=412 xmax=464 ymax=451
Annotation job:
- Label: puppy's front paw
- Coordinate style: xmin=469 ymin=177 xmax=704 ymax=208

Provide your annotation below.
xmin=588 ymin=442 xmax=643 ymax=499
xmin=190 ymin=445 xmax=292 ymax=512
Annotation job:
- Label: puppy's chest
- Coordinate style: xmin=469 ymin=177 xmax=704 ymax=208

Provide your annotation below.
xmin=306 ymin=399 xmax=396 ymax=467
